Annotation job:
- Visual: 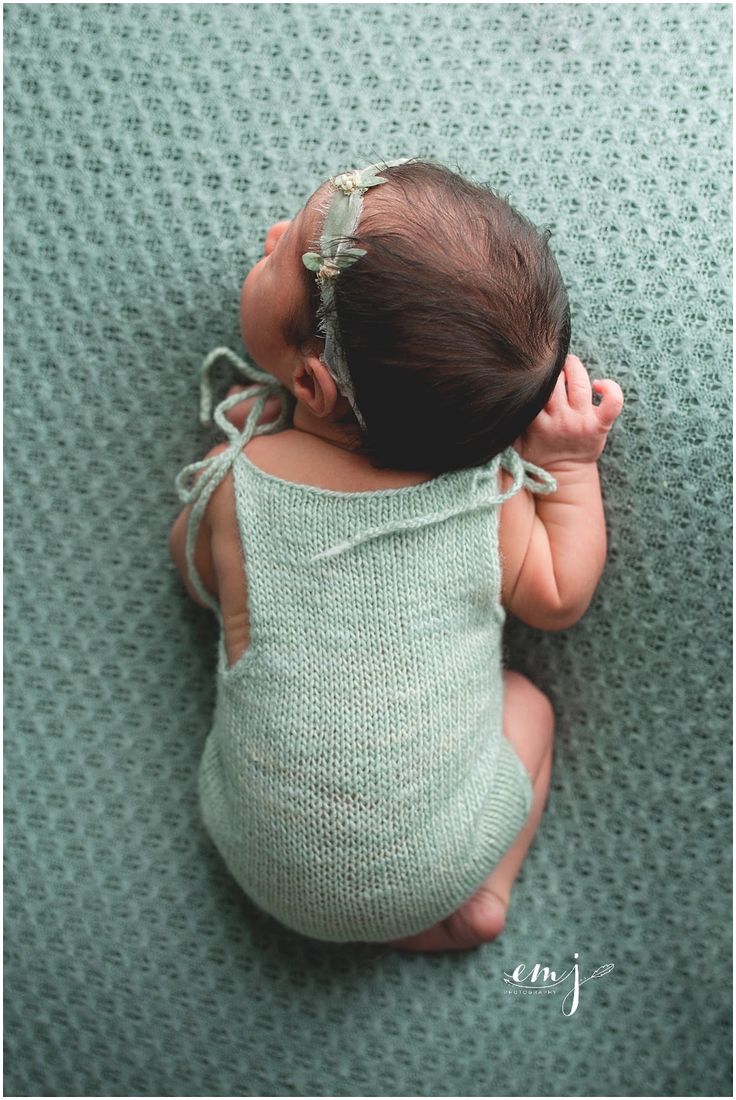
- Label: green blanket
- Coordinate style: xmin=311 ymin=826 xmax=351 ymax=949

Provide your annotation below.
xmin=5 ymin=4 xmax=731 ymax=1095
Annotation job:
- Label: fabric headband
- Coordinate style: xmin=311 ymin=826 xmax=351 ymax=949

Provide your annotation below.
xmin=302 ymin=158 xmax=411 ymax=433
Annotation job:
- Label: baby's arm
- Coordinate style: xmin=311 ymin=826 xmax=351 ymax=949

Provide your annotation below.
xmin=169 ymin=384 xmax=284 ymax=606
xmin=168 ymin=442 xmax=228 ymax=607
xmin=506 ymin=355 xmax=624 ymax=629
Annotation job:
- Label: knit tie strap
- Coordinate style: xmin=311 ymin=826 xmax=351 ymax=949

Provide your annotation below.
xmin=474 ymin=445 xmax=558 ymax=503
xmin=310 ymin=447 xmax=557 ymax=564
xmin=173 ymin=347 xmax=291 ymax=613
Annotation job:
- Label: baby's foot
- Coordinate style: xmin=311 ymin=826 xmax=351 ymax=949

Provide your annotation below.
xmin=387 ymin=884 xmax=509 ymax=952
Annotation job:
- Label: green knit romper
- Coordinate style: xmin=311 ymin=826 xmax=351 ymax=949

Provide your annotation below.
xmin=175 ymin=349 xmax=558 ymax=943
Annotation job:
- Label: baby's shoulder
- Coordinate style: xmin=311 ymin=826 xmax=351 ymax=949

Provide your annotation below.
xmin=243 ymin=429 xmax=340 ymax=489
xmin=243 ymin=430 xmax=433 ymax=493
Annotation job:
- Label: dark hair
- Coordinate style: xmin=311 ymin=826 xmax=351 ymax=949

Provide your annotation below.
xmin=296 ymin=158 xmax=571 ymax=475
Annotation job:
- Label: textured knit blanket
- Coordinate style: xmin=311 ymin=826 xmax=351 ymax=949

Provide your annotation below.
xmin=4 ymin=4 xmax=731 ymax=1096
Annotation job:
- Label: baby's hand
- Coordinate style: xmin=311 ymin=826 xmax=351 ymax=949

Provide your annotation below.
xmin=517 ymin=354 xmax=624 ymax=469
xmin=222 ymin=386 xmax=283 ymax=432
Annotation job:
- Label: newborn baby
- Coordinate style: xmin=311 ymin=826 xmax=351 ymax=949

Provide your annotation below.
xmin=169 ymin=158 xmax=624 ymax=950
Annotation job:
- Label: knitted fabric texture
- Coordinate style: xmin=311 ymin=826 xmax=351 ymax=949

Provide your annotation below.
xmin=4 ymin=4 xmax=731 ymax=1097
xmin=175 ymin=352 xmax=556 ymax=943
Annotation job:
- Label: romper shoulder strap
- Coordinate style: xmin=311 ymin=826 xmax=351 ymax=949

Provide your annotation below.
xmin=173 ymin=347 xmax=293 ymax=614
xmin=490 ymin=445 xmax=558 ymax=502
xmin=310 ymin=446 xmax=557 ymax=563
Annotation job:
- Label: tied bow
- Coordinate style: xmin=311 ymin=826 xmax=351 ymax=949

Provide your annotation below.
xmin=175 ymin=346 xmax=291 ymax=508
xmin=173 ymin=347 xmax=292 ymax=613
xmin=470 ymin=446 xmax=558 ymax=503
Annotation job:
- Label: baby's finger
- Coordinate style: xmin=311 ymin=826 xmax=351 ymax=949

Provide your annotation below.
xmin=222 ymin=387 xmax=252 ymax=430
xmin=592 ymin=380 xmax=625 ymax=427
xmin=544 ymin=370 xmax=567 ymax=414
xmin=563 ymin=354 xmax=592 ymax=412
xmin=223 ymin=386 xmax=281 ymax=430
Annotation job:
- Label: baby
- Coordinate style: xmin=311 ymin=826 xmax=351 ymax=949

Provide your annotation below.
xmin=169 ymin=158 xmax=624 ymax=951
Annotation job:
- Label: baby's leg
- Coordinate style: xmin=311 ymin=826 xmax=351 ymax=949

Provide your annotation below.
xmin=387 ymin=670 xmax=554 ymax=952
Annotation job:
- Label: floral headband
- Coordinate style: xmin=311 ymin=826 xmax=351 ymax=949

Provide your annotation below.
xmin=301 ymin=158 xmax=410 ymax=432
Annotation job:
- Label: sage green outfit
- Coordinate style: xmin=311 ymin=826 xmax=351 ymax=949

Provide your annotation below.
xmin=175 ymin=350 xmax=557 ymax=942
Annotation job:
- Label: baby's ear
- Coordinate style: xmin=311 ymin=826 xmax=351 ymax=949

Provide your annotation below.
xmin=293 ymin=353 xmax=345 ymax=419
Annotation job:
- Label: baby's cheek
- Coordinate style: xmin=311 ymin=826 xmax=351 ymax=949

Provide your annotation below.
xmin=240 ymin=264 xmax=261 ymax=324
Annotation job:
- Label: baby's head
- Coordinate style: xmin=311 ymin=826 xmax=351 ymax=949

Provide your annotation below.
xmin=240 ymin=157 xmax=570 ymax=474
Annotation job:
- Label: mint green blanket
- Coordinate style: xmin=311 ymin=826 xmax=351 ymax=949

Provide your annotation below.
xmin=5 ymin=4 xmax=731 ymax=1095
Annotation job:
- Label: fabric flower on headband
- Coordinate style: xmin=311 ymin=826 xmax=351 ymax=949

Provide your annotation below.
xmin=302 ymin=248 xmax=367 ymax=281
xmin=332 ymin=168 xmax=391 ymax=195
xmin=299 ymin=157 xmax=412 ymax=432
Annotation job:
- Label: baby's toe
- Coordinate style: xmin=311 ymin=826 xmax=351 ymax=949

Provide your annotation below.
xmin=444 ymin=886 xmax=508 ymax=947
xmin=386 ymin=887 xmax=508 ymax=952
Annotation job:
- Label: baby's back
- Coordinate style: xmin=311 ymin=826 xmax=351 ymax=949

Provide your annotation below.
xmin=198 ymin=437 xmax=529 ymax=942
xmin=244 ymin=428 xmax=435 ymax=491
xmin=206 ymin=428 xmax=536 ymax=669
xmin=207 ymin=430 xmax=440 ymax=668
